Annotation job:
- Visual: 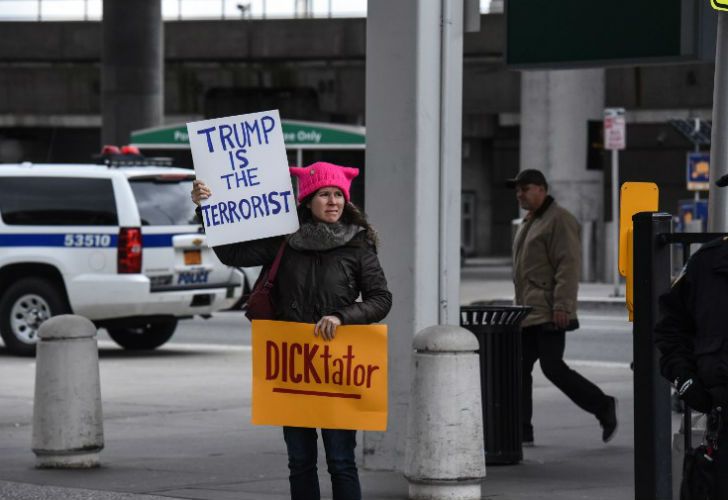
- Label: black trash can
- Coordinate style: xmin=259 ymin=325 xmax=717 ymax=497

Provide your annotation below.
xmin=460 ymin=304 xmax=531 ymax=465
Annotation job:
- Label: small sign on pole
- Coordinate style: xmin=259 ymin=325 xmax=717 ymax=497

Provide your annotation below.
xmin=686 ymin=152 xmax=710 ymax=191
xmin=187 ymin=110 xmax=299 ymax=247
xmin=604 ymin=108 xmax=626 ymax=151
xmin=711 ymin=0 xmax=728 ymax=11
xmin=604 ymin=108 xmax=627 ymax=297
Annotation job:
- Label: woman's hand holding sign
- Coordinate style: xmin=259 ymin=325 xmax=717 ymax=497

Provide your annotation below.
xmin=315 ymin=315 xmax=342 ymax=341
xmin=191 ymin=180 xmax=211 ymax=206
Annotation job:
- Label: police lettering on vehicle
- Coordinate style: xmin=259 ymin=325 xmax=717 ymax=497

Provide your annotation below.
xmin=177 ymin=269 xmax=210 ymax=285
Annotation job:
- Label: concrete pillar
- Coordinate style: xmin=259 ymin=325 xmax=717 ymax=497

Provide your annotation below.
xmin=364 ymin=0 xmax=442 ymax=469
xmin=708 ymin=13 xmax=728 ymax=232
xmin=405 ymin=325 xmax=485 ymax=499
xmin=520 ymin=69 xmax=605 ymax=280
xmin=32 ymin=315 xmax=103 ymax=468
xmin=102 ymin=0 xmax=163 ymax=147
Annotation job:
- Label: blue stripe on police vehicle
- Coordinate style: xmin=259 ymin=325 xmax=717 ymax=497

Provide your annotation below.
xmin=142 ymin=234 xmax=175 ymax=248
xmin=0 ymin=233 xmax=201 ymax=249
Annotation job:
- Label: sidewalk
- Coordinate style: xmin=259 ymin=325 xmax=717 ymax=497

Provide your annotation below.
xmin=0 ymin=263 xmax=640 ymax=500
xmin=0 ymin=342 xmax=639 ymax=500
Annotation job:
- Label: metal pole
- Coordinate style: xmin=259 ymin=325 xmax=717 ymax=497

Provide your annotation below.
xmin=709 ymin=13 xmax=728 ymax=232
xmin=612 ymin=149 xmax=620 ymax=296
xmin=633 ymin=212 xmax=673 ymax=500
xmin=694 ymin=125 xmax=700 ymax=203
xmin=437 ymin=0 xmax=463 ymax=325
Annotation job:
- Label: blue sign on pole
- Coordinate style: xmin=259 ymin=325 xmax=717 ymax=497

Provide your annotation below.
xmin=687 ymin=152 xmax=710 ymax=191
xmin=678 ymin=198 xmax=709 ymax=232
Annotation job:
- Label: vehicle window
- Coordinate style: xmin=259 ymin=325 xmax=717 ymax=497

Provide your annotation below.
xmin=129 ymin=178 xmax=198 ymax=226
xmin=0 ymin=177 xmax=118 ymax=226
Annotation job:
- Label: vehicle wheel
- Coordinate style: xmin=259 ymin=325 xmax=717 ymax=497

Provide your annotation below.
xmin=106 ymin=319 xmax=178 ymax=350
xmin=0 ymin=277 xmax=70 ymax=356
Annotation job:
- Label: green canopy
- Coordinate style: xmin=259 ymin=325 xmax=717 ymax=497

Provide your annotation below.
xmin=130 ymin=119 xmax=366 ymax=150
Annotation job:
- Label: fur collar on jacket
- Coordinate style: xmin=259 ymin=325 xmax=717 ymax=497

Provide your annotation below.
xmin=288 ymin=221 xmax=363 ymax=251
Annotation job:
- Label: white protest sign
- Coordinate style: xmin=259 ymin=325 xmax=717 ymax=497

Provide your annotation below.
xmin=187 ymin=110 xmax=299 ymax=247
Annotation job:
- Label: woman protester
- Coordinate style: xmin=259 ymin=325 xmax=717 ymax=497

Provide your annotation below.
xmin=191 ymin=161 xmax=392 ymax=500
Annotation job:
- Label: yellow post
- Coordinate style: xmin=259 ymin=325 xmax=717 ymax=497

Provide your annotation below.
xmin=625 ymin=227 xmax=634 ymax=322
xmin=619 ymin=182 xmax=659 ymax=321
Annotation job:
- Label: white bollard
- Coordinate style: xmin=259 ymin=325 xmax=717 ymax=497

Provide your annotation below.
xmin=404 ymin=325 xmax=486 ymax=500
xmin=32 ymin=314 xmax=104 ymax=468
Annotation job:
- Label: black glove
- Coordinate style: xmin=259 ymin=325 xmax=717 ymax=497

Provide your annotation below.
xmin=676 ymin=376 xmax=713 ymax=413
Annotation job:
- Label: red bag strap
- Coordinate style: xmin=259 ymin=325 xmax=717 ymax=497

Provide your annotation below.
xmin=266 ymin=238 xmax=287 ymax=283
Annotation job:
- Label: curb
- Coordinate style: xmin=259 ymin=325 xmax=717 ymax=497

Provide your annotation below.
xmin=468 ymin=298 xmax=628 ymax=313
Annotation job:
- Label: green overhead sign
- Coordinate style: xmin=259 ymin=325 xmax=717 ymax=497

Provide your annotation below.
xmin=506 ymin=0 xmax=717 ymax=68
xmin=131 ymin=120 xmax=366 ymax=149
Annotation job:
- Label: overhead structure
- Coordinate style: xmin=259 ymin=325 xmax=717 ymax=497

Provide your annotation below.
xmin=130 ymin=120 xmax=366 ymax=166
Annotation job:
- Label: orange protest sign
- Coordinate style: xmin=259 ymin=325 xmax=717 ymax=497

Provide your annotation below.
xmin=251 ymin=320 xmax=388 ymax=431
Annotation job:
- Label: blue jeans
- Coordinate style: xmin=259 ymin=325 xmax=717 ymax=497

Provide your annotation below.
xmin=283 ymin=426 xmax=361 ymax=500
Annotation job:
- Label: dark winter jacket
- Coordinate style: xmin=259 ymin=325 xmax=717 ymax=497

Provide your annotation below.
xmin=213 ymin=231 xmax=392 ymax=325
xmin=655 ymin=237 xmax=728 ymax=398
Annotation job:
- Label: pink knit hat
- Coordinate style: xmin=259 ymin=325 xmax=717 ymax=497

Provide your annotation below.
xmin=289 ymin=162 xmax=360 ymax=203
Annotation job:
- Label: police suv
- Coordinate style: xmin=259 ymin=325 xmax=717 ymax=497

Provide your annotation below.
xmin=0 ymin=149 xmax=250 ymax=356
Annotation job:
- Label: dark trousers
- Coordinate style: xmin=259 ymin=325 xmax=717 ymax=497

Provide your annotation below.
xmin=521 ymin=324 xmax=610 ymax=435
xmin=681 ymin=425 xmax=728 ymax=499
xmin=283 ymin=426 xmax=361 ymax=500
xmin=714 ymin=432 xmax=728 ymax=497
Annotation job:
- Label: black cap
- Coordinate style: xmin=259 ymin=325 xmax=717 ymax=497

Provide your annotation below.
xmin=505 ymin=169 xmax=548 ymax=189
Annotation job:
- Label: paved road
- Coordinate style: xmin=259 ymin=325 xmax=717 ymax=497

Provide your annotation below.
xmin=95 ymin=308 xmax=633 ymax=366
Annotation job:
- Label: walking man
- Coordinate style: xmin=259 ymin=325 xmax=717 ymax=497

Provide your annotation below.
xmin=509 ymin=169 xmax=618 ymax=446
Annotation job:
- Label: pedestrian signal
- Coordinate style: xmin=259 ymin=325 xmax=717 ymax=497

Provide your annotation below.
xmin=619 ymin=182 xmax=659 ymax=321
xmin=711 ymin=0 xmax=728 ymax=11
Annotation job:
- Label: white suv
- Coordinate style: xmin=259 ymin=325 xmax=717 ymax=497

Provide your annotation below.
xmin=0 ymin=153 xmax=249 ymax=356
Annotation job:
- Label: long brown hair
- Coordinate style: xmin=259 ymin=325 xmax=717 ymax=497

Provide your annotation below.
xmin=297 ymin=195 xmax=379 ymax=248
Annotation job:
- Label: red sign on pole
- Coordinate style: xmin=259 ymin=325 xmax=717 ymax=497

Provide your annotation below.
xmin=604 ymin=108 xmax=626 ymax=151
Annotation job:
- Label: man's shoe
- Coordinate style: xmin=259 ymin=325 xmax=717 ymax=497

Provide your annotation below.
xmin=599 ymin=396 xmax=618 ymax=443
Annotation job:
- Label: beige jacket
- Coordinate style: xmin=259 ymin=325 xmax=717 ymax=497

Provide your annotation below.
xmin=512 ymin=196 xmax=580 ymax=328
